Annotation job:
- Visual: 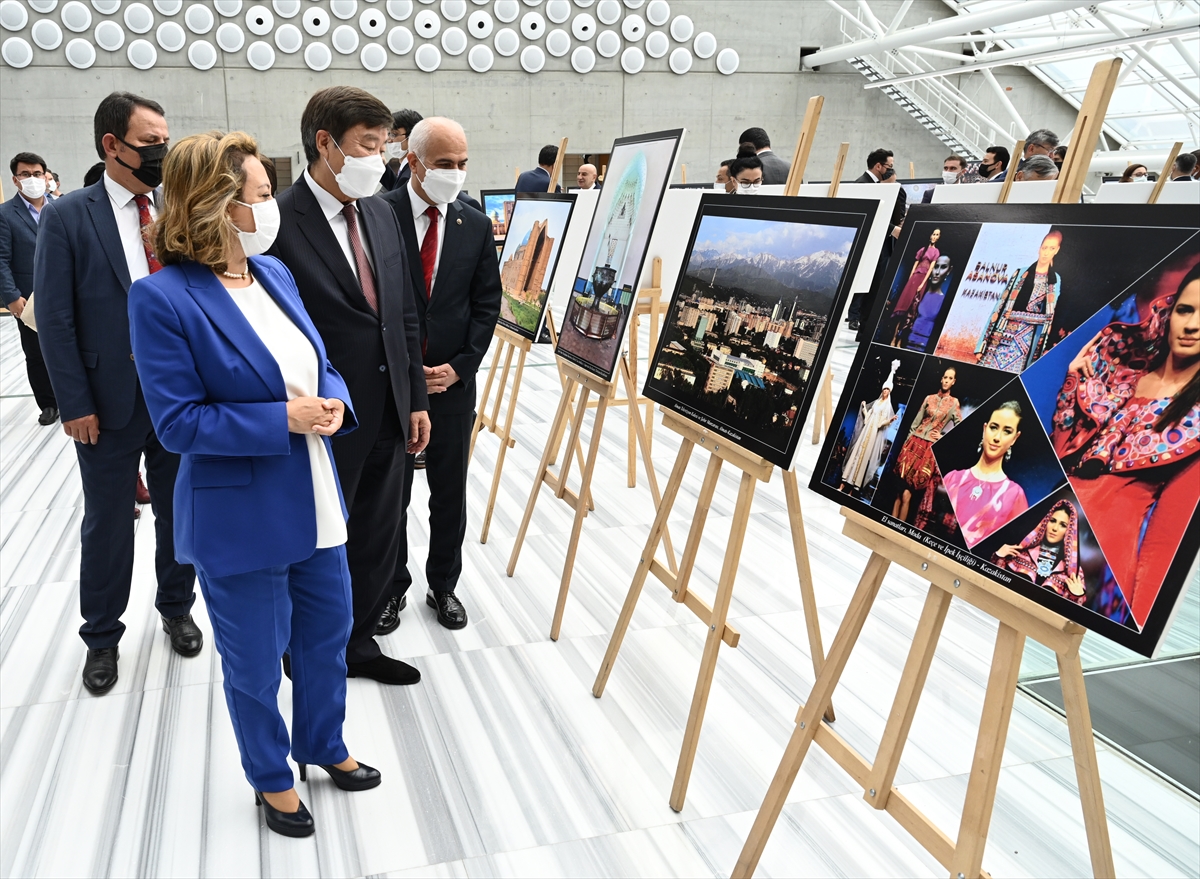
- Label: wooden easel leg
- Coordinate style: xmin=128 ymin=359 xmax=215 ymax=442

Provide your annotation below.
xmin=506 ymin=380 xmax=576 ymax=577
xmin=811 ymin=368 xmax=833 ymax=445
xmin=620 ymin=362 xmax=677 ymax=573
xmin=732 ymin=551 xmax=892 ymax=879
xmin=470 ymin=339 xmax=504 ymax=461
xmin=670 ymin=470 xmax=757 ymax=812
xmin=593 ymin=438 xmax=695 ymax=698
xmin=627 ymin=328 xmax=638 ymax=489
xmin=863 ymin=585 xmax=952 ymax=808
xmin=555 ymin=384 xmax=592 ymax=498
xmin=781 ymin=470 xmax=834 ymax=723
xmin=949 ymin=622 xmax=1026 ymax=879
xmin=672 ymin=454 xmax=723 ymax=604
xmin=1057 ymin=644 xmax=1116 ymax=878
xmin=550 ymin=395 xmax=607 ymax=641
xmin=480 ymin=346 xmax=527 ymax=545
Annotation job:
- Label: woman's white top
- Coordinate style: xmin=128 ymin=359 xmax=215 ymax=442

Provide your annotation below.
xmin=227 ymin=278 xmax=346 ymax=549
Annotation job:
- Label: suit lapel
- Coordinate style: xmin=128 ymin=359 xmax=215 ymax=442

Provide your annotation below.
xmin=292 ymin=176 xmax=374 ymax=315
xmin=9 ymin=197 xmax=38 ymax=236
xmin=248 ymin=256 xmax=328 ymax=366
xmin=395 ymin=186 xmax=428 ymax=303
xmin=86 ymin=182 xmax=132 ymax=292
xmin=180 ymin=262 xmax=286 ymax=398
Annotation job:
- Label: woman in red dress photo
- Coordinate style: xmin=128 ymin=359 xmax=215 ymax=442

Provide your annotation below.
xmin=890 ymin=366 xmax=961 ymax=523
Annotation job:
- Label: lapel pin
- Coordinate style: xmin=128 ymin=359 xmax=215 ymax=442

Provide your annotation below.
xmin=456 ymin=217 xmax=462 ymax=225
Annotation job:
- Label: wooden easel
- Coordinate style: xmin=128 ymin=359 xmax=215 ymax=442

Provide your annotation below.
xmin=592 ymin=412 xmax=834 ymax=811
xmin=591 ymin=97 xmax=836 ymax=813
xmin=733 ymin=59 xmax=1123 ymax=879
xmin=621 ymin=258 xmax=667 ymax=486
xmin=506 ymin=353 xmax=676 ymax=641
xmin=1148 ymin=141 xmax=1183 ymax=205
xmin=810 ymin=141 xmax=850 ymax=446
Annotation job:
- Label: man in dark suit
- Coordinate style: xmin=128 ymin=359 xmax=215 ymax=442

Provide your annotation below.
xmin=738 ymin=127 xmax=791 ymax=185
xmin=848 ymin=148 xmax=906 ymax=333
xmin=35 ymin=92 xmax=200 ymax=695
xmin=1 ymin=151 xmax=58 ymax=425
xmin=267 ymin=86 xmax=430 ymax=685
xmin=379 ymin=117 xmax=502 ymax=631
xmin=380 ymin=108 xmax=421 ymax=193
xmin=515 ymin=144 xmax=563 ymax=193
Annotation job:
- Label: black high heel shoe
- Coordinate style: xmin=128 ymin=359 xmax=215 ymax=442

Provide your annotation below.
xmin=298 ymin=760 xmax=382 ymax=791
xmin=254 ymin=790 xmax=315 ymax=838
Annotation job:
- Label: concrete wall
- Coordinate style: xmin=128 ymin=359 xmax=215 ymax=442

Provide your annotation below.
xmin=1 ymin=0 xmax=1082 ymax=198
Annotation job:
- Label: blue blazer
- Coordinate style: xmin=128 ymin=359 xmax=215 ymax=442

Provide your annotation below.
xmin=128 ymin=256 xmax=358 ymax=578
xmin=34 ymin=179 xmax=144 ymax=428
xmin=0 ymin=194 xmax=39 ymax=305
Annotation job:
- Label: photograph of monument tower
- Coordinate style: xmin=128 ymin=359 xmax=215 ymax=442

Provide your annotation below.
xmin=495 ymin=193 xmax=577 ymax=340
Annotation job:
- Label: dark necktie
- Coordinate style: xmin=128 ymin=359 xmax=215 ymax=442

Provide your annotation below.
xmin=133 ymin=194 xmax=162 ymax=274
xmin=419 ymin=205 xmax=440 ymax=299
xmin=341 ymin=203 xmax=378 ymax=313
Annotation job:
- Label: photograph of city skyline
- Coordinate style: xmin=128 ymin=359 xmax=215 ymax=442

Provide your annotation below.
xmin=644 ymin=199 xmax=872 ymax=468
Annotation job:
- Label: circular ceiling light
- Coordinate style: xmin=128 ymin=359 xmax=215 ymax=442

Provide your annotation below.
xmin=570 ymin=43 xmax=593 ymax=72
xmin=29 ymin=1 xmax=60 ymax=15
xmin=185 ymin=3 xmax=214 ymax=33
xmin=304 ymin=40 xmax=332 ymax=69
xmin=668 ymin=13 xmax=690 ymax=41
xmin=386 ymin=0 xmax=413 ymax=19
xmin=0 ymin=35 xmax=32 ymax=66
xmin=413 ymin=8 xmax=439 ymax=36
xmin=360 ymin=40 xmax=387 ymax=70
xmin=94 ymin=19 xmax=125 ymax=50
xmin=153 ymin=0 xmax=182 ymax=12
xmin=467 ymin=9 xmax=491 ymax=37
xmin=188 ymin=38 xmax=217 ymax=67
xmin=621 ymin=13 xmax=643 ymax=40
xmin=156 ymin=19 xmax=185 ymax=49
xmin=520 ymin=43 xmax=543 ymax=71
xmin=493 ymin=0 xmax=518 ymax=23
xmin=360 ymin=6 xmax=386 ymax=35
xmin=302 ymin=6 xmax=328 ymax=35
xmin=620 ymin=44 xmax=642 ymax=73
xmin=124 ymin=2 xmax=153 ymax=32
xmin=644 ymin=28 xmax=666 ymax=57
xmin=493 ymin=25 xmax=517 ymax=55
xmin=91 ymin=0 xmax=122 ymax=14
xmin=441 ymin=0 xmax=466 ymax=20
xmin=246 ymin=38 xmax=274 ymax=68
xmin=519 ymin=10 xmax=543 ymax=39
xmin=595 ymin=0 xmax=619 ymax=24
xmin=31 ymin=18 xmax=64 ymax=49
xmin=65 ymin=35 xmax=96 ymax=66
xmin=387 ymin=24 xmax=413 ymax=52
xmin=127 ymin=36 xmax=157 ymax=67
xmin=545 ymin=0 xmax=569 ymax=22
xmin=272 ymin=0 xmax=300 ymax=18
xmin=595 ymin=28 xmax=618 ymax=57
xmin=668 ymin=44 xmax=689 ymax=73
xmin=332 ymin=23 xmax=358 ymax=52
xmin=644 ymin=0 xmax=666 ymax=24
xmin=329 ymin=0 xmax=357 ymax=20
xmin=244 ymin=4 xmax=272 ymax=35
xmin=570 ymin=11 xmax=593 ymax=39
xmin=274 ymin=22 xmax=301 ymax=51
xmin=61 ymin=2 xmax=93 ymax=33
xmin=545 ymin=27 xmax=569 ymax=56
xmin=414 ymin=40 xmax=440 ymax=70
xmin=715 ymin=46 xmax=737 ymax=75
xmin=213 ymin=0 xmax=242 ymax=16
xmin=215 ymin=20 xmax=243 ymax=50
xmin=0 ymin=0 xmax=28 ymax=30
xmin=692 ymin=30 xmax=714 ymax=58
xmin=467 ymin=41 xmax=491 ymax=71
xmin=441 ymin=24 xmax=466 ymax=53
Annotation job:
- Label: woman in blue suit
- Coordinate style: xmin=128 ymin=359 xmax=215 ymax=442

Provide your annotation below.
xmin=129 ymin=131 xmax=380 ymax=838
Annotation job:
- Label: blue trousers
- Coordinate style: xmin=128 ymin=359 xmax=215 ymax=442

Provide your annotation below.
xmin=198 ymin=545 xmax=353 ymax=793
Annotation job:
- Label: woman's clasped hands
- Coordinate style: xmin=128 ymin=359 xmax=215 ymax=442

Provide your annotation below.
xmin=287 ymin=397 xmax=345 ymax=436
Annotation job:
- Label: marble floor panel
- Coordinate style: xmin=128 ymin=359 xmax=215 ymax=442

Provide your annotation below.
xmin=2 ymin=319 xmax=1197 ymax=878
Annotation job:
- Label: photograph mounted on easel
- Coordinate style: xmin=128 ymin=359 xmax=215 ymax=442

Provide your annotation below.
xmin=555 ymin=128 xmax=684 ymax=382
xmin=643 ymin=195 xmax=875 ymax=469
xmin=812 ymin=202 xmax=1200 ymax=656
xmin=495 ymin=192 xmax=577 ymax=341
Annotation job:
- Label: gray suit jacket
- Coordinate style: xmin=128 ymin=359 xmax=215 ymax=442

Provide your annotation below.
xmin=757 ymin=150 xmax=791 ymax=185
xmin=0 ymin=194 xmax=39 ymax=305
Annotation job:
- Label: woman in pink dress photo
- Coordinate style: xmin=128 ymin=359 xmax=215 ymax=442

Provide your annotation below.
xmin=883 ymin=228 xmax=941 ymax=345
xmin=942 ymin=399 xmax=1029 ymax=547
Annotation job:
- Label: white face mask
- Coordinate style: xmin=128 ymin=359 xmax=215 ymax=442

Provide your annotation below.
xmin=19 ymin=176 xmax=46 ymax=199
xmin=47 ymin=178 xmax=58 ymax=192
xmin=736 ymin=181 xmax=762 ymax=195
xmin=386 ymin=142 xmax=407 ymax=160
xmin=232 ymin=198 xmax=280 ymax=258
xmin=327 ymin=139 xmax=385 ymax=200
xmin=417 ymin=163 xmax=467 ymax=205
xmin=942 ymin=171 xmax=959 ymax=184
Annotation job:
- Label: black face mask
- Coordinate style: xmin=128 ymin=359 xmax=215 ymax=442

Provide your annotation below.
xmin=114 ymin=137 xmax=168 ymax=189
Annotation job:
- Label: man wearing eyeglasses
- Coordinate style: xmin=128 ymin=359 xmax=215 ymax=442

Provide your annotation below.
xmin=0 ymin=152 xmax=58 ymax=425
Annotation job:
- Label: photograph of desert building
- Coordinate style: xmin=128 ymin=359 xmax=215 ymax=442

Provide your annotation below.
xmin=496 ymin=194 xmax=576 ymax=340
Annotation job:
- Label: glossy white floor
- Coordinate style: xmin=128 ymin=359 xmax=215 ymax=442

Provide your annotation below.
xmin=1 ymin=316 xmax=1196 ymax=879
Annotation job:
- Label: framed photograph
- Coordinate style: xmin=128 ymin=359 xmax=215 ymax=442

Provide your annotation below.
xmin=812 ymin=203 xmax=1200 ymax=657
xmin=555 ymin=128 xmax=685 ymax=382
xmin=642 ymin=194 xmax=876 ymax=469
xmin=480 ymin=188 xmax=517 ymax=241
xmin=495 ymin=192 xmax=577 ymax=341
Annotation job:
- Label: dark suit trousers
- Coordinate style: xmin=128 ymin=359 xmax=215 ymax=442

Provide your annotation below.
xmin=332 ymin=390 xmax=405 ymax=664
xmin=15 ymin=317 xmax=55 ymax=410
xmin=76 ymin=389 xmax=195 ymax=648
xmin=396 ymin=410 xmax=472 ymax=597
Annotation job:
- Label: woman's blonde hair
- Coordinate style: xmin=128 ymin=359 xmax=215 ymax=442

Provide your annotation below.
xmin=153 ymin=130 xmax=262 ymax=272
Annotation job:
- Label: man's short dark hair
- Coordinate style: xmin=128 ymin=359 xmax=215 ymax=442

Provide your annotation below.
xmin=985 ymin=145 xmax=1010 ymax=168
xmin=538 ymin=144 xmax=559 ymax=167
xmin=719 ymin=158 xmax=735 ymax=170
xmin=866 ymin=147 xmax=893 ymax=170
xmin=93 ymin=91 xmax=165 ymax=160
xmin=83 ymin=161 xmax=106 ymax=187
xmin=1026 ymin=128 xmax=1060 ymax=149
xmin=944 ymin=154 xmax=964 ymax=168
xmin=301 ymin=85 xmax=392 ymax=163
xmin=736 ymin=142 xmax=758 ymax=159
xmin=10 ymin=152 xmax=47 ymax=175
xmin=729 ymin=156 xmax=764 ymax=178
xmin=738 ymin=127 xmax=771 ymax=150
xmin=1174 ymin=152 xmax=1199 ymax=176
xmin=391 ymin=108 xmax=423 ymax=134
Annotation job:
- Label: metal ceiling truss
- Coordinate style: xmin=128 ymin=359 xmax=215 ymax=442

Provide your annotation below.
xmin=813 ymin=0 xmax=1200 ymax=158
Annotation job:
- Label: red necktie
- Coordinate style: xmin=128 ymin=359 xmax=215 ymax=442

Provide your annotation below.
xmin=133 ymin=194 xmax=162 ymax=274
xmin=419 ymin=205 xmax=439 ymax=299
xmin=341 ymin=203 xmax=378 ymax=313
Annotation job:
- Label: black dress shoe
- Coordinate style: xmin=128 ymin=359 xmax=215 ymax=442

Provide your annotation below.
xmin=427 ymin=589 xmax=468 ymax=630
xmin=413 ymin=450 xmax=427 ymax=470
xmin=375 ymin=594 xmax=407 ymax=636
xmin=282 ymin=652 xmax=292 ymax=680
xmin=83 ymin=647 xmax=119 ymax=694
xmin=37 ymin=406 xmax=58 ymax=426
xmin=346 ymin=653 xmax=421 ymax=685
xmin=299 ymin=761 xmax=382 ymax=791
xmin=162 ymin=614 xmax=203 ymax=657
xmin=254 ymin=791 xmax=315 ymax=838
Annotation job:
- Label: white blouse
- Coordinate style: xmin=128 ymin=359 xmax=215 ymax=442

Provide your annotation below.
xmin=227 ymin=278 xmax=347 ymax=549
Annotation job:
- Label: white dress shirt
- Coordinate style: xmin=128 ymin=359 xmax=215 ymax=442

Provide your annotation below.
xmin=302 ymin=169 xmax=375 ymax=280
xmin=103 ymin=172 xmax=154 ymax=282
xmin=227 ymin=278 xmax=346 ymax=549
xmin=410 ymin=190 xmax=447 ymax=293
